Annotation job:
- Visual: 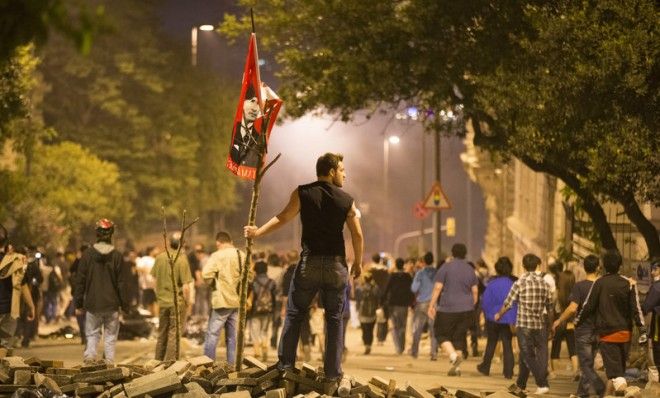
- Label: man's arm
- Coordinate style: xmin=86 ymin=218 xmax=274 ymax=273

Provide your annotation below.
xmin=345 ymin=202 xmax=364 ymax=279
xmin=426 ymin=282 xmax=443 ymax=319
xmin=245 ymin=189 xmax=300 ymax=239
xmin=552 ymin=302 xmax=579 ymax=332
xmin=494 ymin=282 xmax=519 ymax=321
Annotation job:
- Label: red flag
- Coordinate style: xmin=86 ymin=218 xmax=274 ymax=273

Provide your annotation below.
xmin=226 ymin=33 xmax=282 ymax=180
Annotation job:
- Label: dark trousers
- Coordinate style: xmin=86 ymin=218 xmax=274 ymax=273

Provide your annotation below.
xmin=278 ymin=256 xmax=348 ymax=379
xmin=599 ymin=341 xmax=629 ymax=379
xmin=480 ymin=320 xmax=514 ymax=378
xmin=361 ymin=322 xmax=375 ymax=346
xmin=551 ymin=323 xmax=576 ymax=358
xmin=653 ymin=341 xmax=660 ymax=367
xmin=575 ymin=327 xmax=605 ymax=397
xmin=516 ymin=327 xmax=549 ymax=389
xmin=377 ymin=320 xmax=388 ymax=342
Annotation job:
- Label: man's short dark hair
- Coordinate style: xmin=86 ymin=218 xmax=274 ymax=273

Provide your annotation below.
xmin=495 ymin=256 xmax=513 ymax=276
xmin=583 ymin=255 xmax=599 ymax=274
xmin=316 ymin=153 xmax=343 ymax=177
xmin=522 ymin=253 xmax=541 ymax=272
xmin=395 ymin=257 xmax=404 ymax=270
xmin=451 ymin=243 xmax=467 ymax=259
xmin=215 ymin=231 xmax=232 ymax=244
xmin=371 ymin=253 xmax=381 ymax=264
xmin=255 ymin=261 xmax=268 ymax=274
xmin=423 ymin=251 xmax=434 ymax=266
xmin=602 ymin=250 xmax=622 ymax=274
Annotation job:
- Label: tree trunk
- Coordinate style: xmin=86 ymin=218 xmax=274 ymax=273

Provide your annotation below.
xmin=620 ymin=192 xmax=660 ymax=259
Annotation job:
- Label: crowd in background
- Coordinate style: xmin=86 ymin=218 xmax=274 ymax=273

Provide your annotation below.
xmin=2 ymin=233 xmax=659 ymax=397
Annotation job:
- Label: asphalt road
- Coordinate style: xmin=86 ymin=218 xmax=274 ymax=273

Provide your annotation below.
xmin=11 ymin=320 xmax=588 ymax=397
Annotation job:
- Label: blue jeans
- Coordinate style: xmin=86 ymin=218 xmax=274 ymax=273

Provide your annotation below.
xmin=44 ymin=293 xmax=58 ymax=323
xmin=278 ymin=255 xmax=348 ymax=379
xmin=411 ymin=302 xmax=438 ymax=358
xmin=84 ymin=311 xmax=120 ymax=363
xmin=390 ymin=305 xmax=408 ymax=354
xmin=575 ymin=327 xmax=604 ymax=397
xmin=204 ymin=308 xmax=238 ymax=365
xmin=516 ymin=327 xmax=549 ymax=389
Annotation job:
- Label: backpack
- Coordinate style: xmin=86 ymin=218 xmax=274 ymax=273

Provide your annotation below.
xmin=253 ymin=278 xmax=274 ymax=314
xmin=48 ymin=269 xmax=63 ymax=294
xmin=358 ymin=283 xmax=379 ymax=318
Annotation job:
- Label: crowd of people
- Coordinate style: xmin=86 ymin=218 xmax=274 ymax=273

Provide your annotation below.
xmin=2 ymin=152 xmax=659 ymax=398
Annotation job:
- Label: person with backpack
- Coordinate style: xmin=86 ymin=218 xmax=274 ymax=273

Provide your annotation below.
xmin=74 ymin=219 xmax=129 ymax=364
xmin=355 ymin=271 xmax=380 ymax=355
xmin=44 ymin=262 xmax=64 ymax=323
xmin=251 ymin=260 xmax=276 ymax=362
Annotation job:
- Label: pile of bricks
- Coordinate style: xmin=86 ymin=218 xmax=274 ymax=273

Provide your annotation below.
xmin=2 ymin=346 xmax=657 ymax=398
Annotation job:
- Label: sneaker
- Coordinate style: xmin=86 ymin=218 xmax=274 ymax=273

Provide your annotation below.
xmin=430 ymin=356 xmax=437 ymax=361
xmin=364 ymin=346 xmax=371 ymax=355
xmin=476 ymin=363 xmax=489 ymax=376
xmin=533 ymin=386 xmax=549 ymax=395
xmin=448 ymin=355 xmax=463 ymax=376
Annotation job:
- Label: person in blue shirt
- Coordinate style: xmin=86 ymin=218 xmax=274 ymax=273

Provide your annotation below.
xmin=477 ymin=256 xmax=517 ymax=379
xmin=410 ymin=252 xmax=438 ymax=360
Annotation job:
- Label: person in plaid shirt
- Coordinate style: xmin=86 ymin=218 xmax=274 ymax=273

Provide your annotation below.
xmin=495 ymin=254 xmax=553 ymax=395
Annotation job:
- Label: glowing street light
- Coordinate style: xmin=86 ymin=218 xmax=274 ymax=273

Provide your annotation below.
xmin=199 ymin=24 xmax=215 ymax=31
xmin=388 ymin=135 xmax=400 ymax=145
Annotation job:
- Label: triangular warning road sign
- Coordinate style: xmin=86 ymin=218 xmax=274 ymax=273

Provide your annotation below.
xmin=422 ymin=181 xmax=451 ymax=210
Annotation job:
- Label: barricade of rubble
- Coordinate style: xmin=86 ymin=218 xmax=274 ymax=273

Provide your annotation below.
xmin=1 ymin=347 xmax=658 ymax=398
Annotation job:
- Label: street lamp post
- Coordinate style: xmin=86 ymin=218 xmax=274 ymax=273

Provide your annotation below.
xmin=382 ymin=135 xmax=400 ymax=252
xmin=191 ymin=24 xmax=215 ymax=67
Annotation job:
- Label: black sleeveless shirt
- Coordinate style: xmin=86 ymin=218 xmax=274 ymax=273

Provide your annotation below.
xmin=298 ymin=181 xmax=354 ymax=257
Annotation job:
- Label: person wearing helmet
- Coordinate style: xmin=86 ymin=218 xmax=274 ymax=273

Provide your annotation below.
xmin=73 ymin=219 xmax=129 ymax=364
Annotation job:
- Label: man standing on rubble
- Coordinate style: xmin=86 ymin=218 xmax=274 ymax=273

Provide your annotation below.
xmin=245 ymin=153 xmax=364 ymax=388
xmin=74 ymin=219 xmax=129 ymax=364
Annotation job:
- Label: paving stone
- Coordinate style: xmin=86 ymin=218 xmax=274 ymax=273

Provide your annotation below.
xmin=40 ymin=359 xmax=64 ymax=368
xmin=215 ymin=377 xmax=258 ymax=387
xmin=455 ymin=390 xmax=480 ymax=398
xmin=266 ymin=387 xmax=288 ymax=398
xmin=406 ymin=384 xmax=434 ymax=398
xmin=77 ymin=384 xmax=107 ymax=396
xmin=482 ymin=392 xmax=517 ymax=398
xmin=34 ymin=372 xmax=63 ymax=394
xmin=46 ymin=366 xmax=80 ymax=375
xmin=13 ymin=369 xmax=32 ymax=385
xmin=0 ymin=385 xmax=33 ymax=394
xmin=168 ymin=360 xmax=192 ymax=375
xmin=73 ymin=366 xmax=130 ymax=383
xmin=369 ymin=377 xmax=389 ymax=391
xmin=188 ymin=355 xmax=215 ymax=368
xmin=60 ymin=382 xmax=89 ymax=394
xmin=80 ymin=362 xmax=110 ymax=372
xmin=219 ymin=391 xmax=251 ymax=398
xmin=44 ymin=373 xmax=73 ymax=386
xmin=124 ymin=370 xmax=182 ymax=398
xmin=243 ymin=356 xmax=268 ymax=371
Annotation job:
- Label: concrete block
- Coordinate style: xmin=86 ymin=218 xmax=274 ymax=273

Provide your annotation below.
xmin=44 ymin=373 xmax=73 ymax=386
xmin=77 ymin=384 xmax=107 ymax=396
xmin=243 ymin=356 xmax=268 ymax=371
xmin=219 ymin=391 xmax=251 ymax=398
xmin=34 ymin=372 xmax=63 ymax=394
xmin=406 ymin=384 xmax=434 ymax=398
xmin=73 ymin=366 xmax=130 ymax=383
xmin=46 ymin=366 xmax=80 ymax=375
xmin=188 ymin=355 xmax=215 ymax=368
xmin=266 ymin=387 xmax=288 ymax=398
xmin=124 ymin=370 xmax=182 ymax=398
xmin=13 ymin=369 xmax=32 ymax=385
xmin=168 ymin=360 xmax=192 ymax=375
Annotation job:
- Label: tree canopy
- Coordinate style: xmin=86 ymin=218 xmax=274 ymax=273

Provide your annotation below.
xmin=221 ymin=0 xmax=659 ymax=258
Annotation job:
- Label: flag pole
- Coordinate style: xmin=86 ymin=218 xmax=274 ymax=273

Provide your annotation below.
xmin=234 ymin=11 xmax=281 ymax=370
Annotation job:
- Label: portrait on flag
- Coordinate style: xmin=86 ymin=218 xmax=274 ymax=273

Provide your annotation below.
xmin=229 ymin=83 xmax=262 ymax=169
xmin=226 ymin=33 xmax=282 ymax=180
